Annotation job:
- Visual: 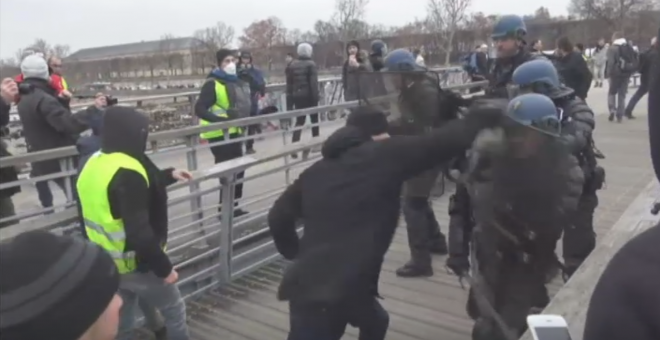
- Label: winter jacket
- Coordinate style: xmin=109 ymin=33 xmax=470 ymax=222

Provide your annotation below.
xmin=77 ymin=107 xmax=177 ymax=278
xmin=0 ymin=100 xmax=20 ymax=199
xmin=638 ymin=46 xmax=657 ymax=85
xmin=16 ymin=78 xmax=99 ymax=177
xmin=583 ymin=223 xmax=660 ymax=340
xmin=342 ymin=46 xmax=373 ymax=101
xmin=650 ymin=28 xmax=660 ymax=184
xmin=237 ymin=64 xmax=266 ymax=116
xmin=555 ymin=51 xmax=593 ymax=100
xmin=286 ymin=56 xmax=320 ymax=104
xmin=268 ymin=112 xmax=499 ymax=304
xmin=15 ymin=73 xmax=70 ymax=109
xmin=606 ymin=38 xmax=634 ymax=78
xmin=193 ymin=69 xmax=251 ymax=124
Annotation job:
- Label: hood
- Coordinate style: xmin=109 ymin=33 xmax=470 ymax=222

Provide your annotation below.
xmin=346 ymin=40 xmax=361 ymax=55
xmin=209 ymin=68 xmax=238 ymax=83
xmin=612 ymin=38 xmax=627 ymax=46
xmin=321 ymin=126 xmax=370 ymax=159
xmin=100 ymin=106 xmax=150 ymax=159
xmin=20 ymin=77 xmax=57 ymax=97
xmin=297 ymin=43 xmax=313 ymax=58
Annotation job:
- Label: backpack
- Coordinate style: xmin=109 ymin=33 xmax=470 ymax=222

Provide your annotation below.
xmin=617 ymin=43 xmax=639 ymax=73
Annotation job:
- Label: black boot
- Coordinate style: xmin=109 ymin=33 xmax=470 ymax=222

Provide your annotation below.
xmin=396 ymin=260 xmax=433 ymax=277
xmin=430 ymin=237 xmax=448 ymax=255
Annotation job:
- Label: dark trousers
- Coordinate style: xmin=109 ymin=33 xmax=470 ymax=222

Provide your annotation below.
xmin=288 ymin=298 xmax=389 ymax=340
xmin=245 ymin=124 xmax=262 ymax=151
xmin=624 ymin=81 xmax=649 ymax=116
xmin=467 ymin=245 xmax=550 ymax=340
xmin=607 ymin=75 xmax=631 ymax=118
xmin=207 ymin=136 xmax=244 ymax=208
xmin=291 ymin=98 xmax=320 ymax=143
xmin=36 ymin=177 xmax=68 ymax=208
xmin=562 ymin=189 xmax=598 ymax=273
xmin=402 ymin=196 xmax=444 ymax=266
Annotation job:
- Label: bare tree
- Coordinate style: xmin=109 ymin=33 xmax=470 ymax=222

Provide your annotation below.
xmin=568 ymin=0 xmax=656 ymax=32
xmin=29 ymin=38 xmax=51 ymax=56
xmin=333 ymin=0 xmax=370 ymax=42
xmin=192 ymin=21 xmax=236 ymax=72
xmin=51 ymin=44 xmax=71 ymax=58
xmin=159 ymin=34 xmax=178 ymax=77
xmin=239 ymin=17 xmax=287 ymax=70
xmin=426 ymin=0 xmax=472 ymax=65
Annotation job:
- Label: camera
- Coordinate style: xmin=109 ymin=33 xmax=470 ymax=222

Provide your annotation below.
xmin=105 ymin=95 xmax=118 ymax=106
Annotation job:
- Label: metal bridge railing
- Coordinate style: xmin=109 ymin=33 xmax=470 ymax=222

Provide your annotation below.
xmin=0 ymin=79 xmax=487 ymax=301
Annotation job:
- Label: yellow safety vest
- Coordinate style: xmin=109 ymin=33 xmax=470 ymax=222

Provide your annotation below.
xmin=77 ymin=152 xmax=150 ymax=274
xmin=199 ymin=80 xmax=242 ymax=139
xmin=61 ymin=76 xmax=69 ymax=90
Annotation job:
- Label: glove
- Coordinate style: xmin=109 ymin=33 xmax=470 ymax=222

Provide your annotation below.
xmin=446 ymin=255 xmax=470 ymax=277
xmin=464 ymin=99 xmax=507 ymax=130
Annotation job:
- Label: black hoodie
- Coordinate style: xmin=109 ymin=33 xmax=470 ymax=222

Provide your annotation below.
xmin=268 ymin=110 xmax=501 ymax=304
xmin=94 ymin=107 xmax=176 ymax=278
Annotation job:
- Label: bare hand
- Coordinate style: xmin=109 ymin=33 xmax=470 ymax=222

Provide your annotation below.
xmin=60 ymin=89 xmax=72 ymax=98
xmin=172 ymin=169 xmax=193 ymax=181
xmin=1 ymin=78 xmax=18 ymax=104
xmin=94 ymin=93 xmax=107 ymax=109
xmin=164 ymin=269 xmax=179 ymax=284
xmin=348 ymin=57 xmax=359 ymax=67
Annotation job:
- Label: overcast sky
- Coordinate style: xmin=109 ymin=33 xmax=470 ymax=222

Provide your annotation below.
xmin=0 ymin=0 xmax=570 ymax=59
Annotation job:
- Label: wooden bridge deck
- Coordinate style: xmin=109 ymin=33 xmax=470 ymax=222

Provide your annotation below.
xmin=132 ymin=90 xmax=654 ymax=340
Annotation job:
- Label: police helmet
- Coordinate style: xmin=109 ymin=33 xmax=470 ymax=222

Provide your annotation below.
xmin=383 ymin=48 xmax=424 ymax=72
xmin=371 ymin=40 xmax=388 ymax=56
xmin=506 ymin=93 xmax=561 ymax=137
xmin=491 ymin=15 xmax=527 ymax=40
xmin=511 ymin=60 xmax=574 ymax=99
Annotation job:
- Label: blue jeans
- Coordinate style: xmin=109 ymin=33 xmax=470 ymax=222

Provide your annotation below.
xmin=116 ymin=272 xmax=189 ymax=340
xmin=287 ymin=297 xmax=389 ymax=340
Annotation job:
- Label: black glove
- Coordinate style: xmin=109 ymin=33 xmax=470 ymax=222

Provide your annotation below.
xmin=464 ymin=99 xmax=507 ymax=130
xmin=446 ymin=255 xmax=470 ymax=277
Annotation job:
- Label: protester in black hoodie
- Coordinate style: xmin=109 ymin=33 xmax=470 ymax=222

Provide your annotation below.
xmin=582 ymin=28 xmax=660 ymax=340
xmin=268 ymin=103 xmax=503 ymax=340
xmin=76 ymin=106 xmax=192 ymax=340
xmin=554 ymin=36 xmax=592 ymax=100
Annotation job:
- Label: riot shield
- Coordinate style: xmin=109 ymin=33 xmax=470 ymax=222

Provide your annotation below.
xmin=353 ymin=70 xmax=443 ymax=127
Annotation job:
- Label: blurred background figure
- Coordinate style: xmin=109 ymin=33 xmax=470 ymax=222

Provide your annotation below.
xmin=592 ymin=38 xmax=608 ymax=88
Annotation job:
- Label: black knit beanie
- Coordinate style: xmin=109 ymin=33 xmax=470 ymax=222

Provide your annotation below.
xmin=346 ymin=106 xmax=389 ymax=136
xmin=0 ymin=231 xmax=120 ymax=340
xmin=216 ymin=48 xmax=234 ymax=64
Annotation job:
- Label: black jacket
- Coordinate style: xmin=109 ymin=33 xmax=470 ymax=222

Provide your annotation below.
xmin=639 ymin=46 xmax=657 ymax=85
xmin=583 ymin=223 xmax=660 ymax=340
xmin=193 ymin=70 xmax=250 ymax=126
xmin=0 ymin=100 xmax=20 ymax=199
xmin=87 ymin=107 xmax=176 ymax=278
xmin=342 ymin=50 xmax=373 ymax=101
xmin=268 ymin=115 xmax=492 ymax=304
xmin=555 ymin=51 xmax=592 ymax=99
xmin=16 ymin=78 xmax=98 ymax=176
xmin=285 ymin=56 xmax=319 ymax=103
xmin=557 ymin=96 xmax=596 ymax=156
xmin=650 ymin=30 xmax=660 ymax=184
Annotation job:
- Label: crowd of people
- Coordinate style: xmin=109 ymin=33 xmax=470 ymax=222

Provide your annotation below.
xmin=0 ymin=14 xmax=658 ymax=340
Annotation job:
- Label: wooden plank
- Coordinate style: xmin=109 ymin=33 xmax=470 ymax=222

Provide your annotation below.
xmin=520 ymin=180 xmax=659 ymax=340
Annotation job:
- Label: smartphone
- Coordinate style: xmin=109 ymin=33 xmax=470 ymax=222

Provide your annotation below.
xmin=526 ymin=314 xmax=572 ymax=340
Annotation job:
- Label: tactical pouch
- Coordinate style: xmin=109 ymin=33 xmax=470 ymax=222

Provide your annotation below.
xmin=587 ymin=165 xmax=606 ymax=191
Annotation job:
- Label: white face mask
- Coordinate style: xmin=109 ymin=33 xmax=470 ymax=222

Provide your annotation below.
xmin=223 ymin=62 xmax=236 ymax=75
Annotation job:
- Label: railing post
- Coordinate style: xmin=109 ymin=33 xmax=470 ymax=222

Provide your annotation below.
xmin=218 ymin=175 xmax=235 ymax=284
xmin=59 ymin=157 xmax=74 ymax=203
xmin=184 ymin=134 xmax=207 ymax=242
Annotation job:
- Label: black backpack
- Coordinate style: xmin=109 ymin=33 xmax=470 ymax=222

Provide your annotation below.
xmin=618 ymin=43 xmax=639 ymax=73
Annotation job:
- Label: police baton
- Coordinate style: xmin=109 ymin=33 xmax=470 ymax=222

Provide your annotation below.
xmin=462 ymin=273 xmax=520 ymax=340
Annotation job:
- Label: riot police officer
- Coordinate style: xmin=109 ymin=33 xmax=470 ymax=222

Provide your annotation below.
xmin=487 ymin=14 xmax=544 ymax=97
xmin=379 ymin=49 xmax=450 ymax=277
xmin=447 ymin=94 xmax=584 ymax=340
xmin=510 ymin=59 xmax=603 ymax=277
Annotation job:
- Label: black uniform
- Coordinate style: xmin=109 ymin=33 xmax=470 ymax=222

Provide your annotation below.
xmin=392 ymin=73 xmax=462 ymax=277
xmin=456 ymin=127 xmax=584 ymax=340
xmin=554 ymin=95 xmax=602 ymax=276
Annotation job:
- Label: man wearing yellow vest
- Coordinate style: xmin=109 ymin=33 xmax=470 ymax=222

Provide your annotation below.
xmin=194 ymin=48 xmax=252 ymax=217
xmin=77 ymin=106 xmax=193 ymax=340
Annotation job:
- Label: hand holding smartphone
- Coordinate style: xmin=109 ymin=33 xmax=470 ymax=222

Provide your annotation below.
xmin=527 ymin=315 xmax=573 ymax=340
